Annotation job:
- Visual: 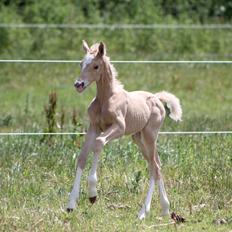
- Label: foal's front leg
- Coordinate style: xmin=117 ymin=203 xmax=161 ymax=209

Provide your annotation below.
xmin=87 ymin=153 xmax=99 ymax=203
xmin=67 ymin=126 xmax=98 ymax=211
xmin=87 ymin=121 xmax=125 ymax=203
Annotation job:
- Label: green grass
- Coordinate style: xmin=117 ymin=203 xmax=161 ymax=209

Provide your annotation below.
xmin=0 ymin=135 xmax=231 ymax=231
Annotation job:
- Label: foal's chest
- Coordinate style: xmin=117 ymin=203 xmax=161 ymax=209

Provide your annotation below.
xmin=88 ymin=102 xmax=114 ymax=131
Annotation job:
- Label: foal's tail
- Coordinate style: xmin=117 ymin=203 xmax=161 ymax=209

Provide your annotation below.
xmin=155 ymin=91 xmax=182 ymax=122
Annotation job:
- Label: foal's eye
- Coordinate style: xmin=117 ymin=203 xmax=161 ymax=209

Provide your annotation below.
xmin=94 ymin=65 xmax=99 ymax=70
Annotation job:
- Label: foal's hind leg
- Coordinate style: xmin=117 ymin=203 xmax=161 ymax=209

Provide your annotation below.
xmin=132 ymin=133 xmax=155 ymax=220
xmin=142 ymin=127 xmax=170 ymax=217
xmin=132 ymin=132 xmax=148 ymax=161
xmin=138 ymin=168 xmax=155 ymax=220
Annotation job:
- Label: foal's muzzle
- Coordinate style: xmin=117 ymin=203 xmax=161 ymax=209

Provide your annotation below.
xmin=74 ymin=80 xmax=85 ymax=93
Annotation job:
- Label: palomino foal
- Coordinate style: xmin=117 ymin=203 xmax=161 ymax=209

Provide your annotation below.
xmin=67 ymin=41 xmax=182 ymax=219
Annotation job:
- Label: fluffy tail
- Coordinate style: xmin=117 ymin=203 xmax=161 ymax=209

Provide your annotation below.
xmin=155 ymin=91 xmax=182 ymax=122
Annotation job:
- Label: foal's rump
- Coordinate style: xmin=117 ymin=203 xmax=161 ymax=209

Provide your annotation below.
xmin=124 ymin=90 xmax=182 ymax=135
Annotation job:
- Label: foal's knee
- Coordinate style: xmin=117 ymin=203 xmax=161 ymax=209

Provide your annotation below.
xmin=77 ymin=154 xmax=88 ymax=169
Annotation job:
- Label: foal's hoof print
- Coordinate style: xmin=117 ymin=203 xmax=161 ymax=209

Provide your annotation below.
xmin=66 ymin=208 xmax=74 ymax=213
xmin=89 ymin=196 xmax=97 ymax=204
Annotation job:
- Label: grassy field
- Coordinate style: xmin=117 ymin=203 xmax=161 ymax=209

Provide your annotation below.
xmin=0 ymin=135 xmax=231 ymax=231
xmin=0 ymin=31 xmax=232 ymax=231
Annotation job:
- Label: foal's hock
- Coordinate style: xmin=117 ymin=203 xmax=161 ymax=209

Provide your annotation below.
xmin=67 ymin=40 xmax=182 ymax=220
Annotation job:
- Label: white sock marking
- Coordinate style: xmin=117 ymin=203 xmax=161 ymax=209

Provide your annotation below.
xmin=67 ymin=167 xmax=83 ymax=209
xmin=138 ymin=177 xmax=155 ymax=220
xmin=157 ymin=179 xmax=170 ymax=216
xmin=88 ymin=154 xmax=99 ymax=198
xmin=88 ymin=173 xmax=97 ymax=197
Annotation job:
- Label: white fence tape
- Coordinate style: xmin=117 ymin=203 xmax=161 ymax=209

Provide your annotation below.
xmin=0 ymin=131 xmax=231 ymax=136
xmin=1 ymin=60 xmax=232 ymax=64
xmin=0 ymin=23 xmax=232 ymax=30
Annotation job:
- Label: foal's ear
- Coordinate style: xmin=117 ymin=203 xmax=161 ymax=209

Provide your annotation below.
xmin=82 ymin=40 xmax=90 ymax=53
xmin=97 ymin=42 xmax=106 ymax=57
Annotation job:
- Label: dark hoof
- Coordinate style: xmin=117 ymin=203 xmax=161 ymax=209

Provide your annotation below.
xmin=89 ymin=196 xmax=97 ymax=204
xmin=66 ymin=208 xmax=74 ymax=213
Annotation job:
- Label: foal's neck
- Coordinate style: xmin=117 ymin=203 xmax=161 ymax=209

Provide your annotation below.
xmin=96 ymin=59 xmax=120 ymax=103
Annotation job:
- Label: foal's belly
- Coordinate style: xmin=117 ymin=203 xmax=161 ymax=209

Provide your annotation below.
xmin=124 ymin=91 xmax=152 ymax=135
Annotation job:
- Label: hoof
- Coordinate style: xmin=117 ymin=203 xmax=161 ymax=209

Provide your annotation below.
xmin=138 ymin=212 xmax=146 ymax=220
xmin=161 ymin=209 xmax=170 ymax=217
xmin=138 ymin=206 xmax=148 ymax=220
xmin=89 ymin=196 xmax=97 ymax=204
xmin=66 ymin=208 xmax=74 ymax=213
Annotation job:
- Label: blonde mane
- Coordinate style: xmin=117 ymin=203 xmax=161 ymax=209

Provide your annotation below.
xmin=102 ymin=55 xmax=124 ymax=90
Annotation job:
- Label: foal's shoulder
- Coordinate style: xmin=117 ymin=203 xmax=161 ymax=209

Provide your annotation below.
xmin=87 ymin=98 xmax=100 ymax=115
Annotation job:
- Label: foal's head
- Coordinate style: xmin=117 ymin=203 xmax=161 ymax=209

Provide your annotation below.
xmin=74 ymin=40 xmax=106 ymax=93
